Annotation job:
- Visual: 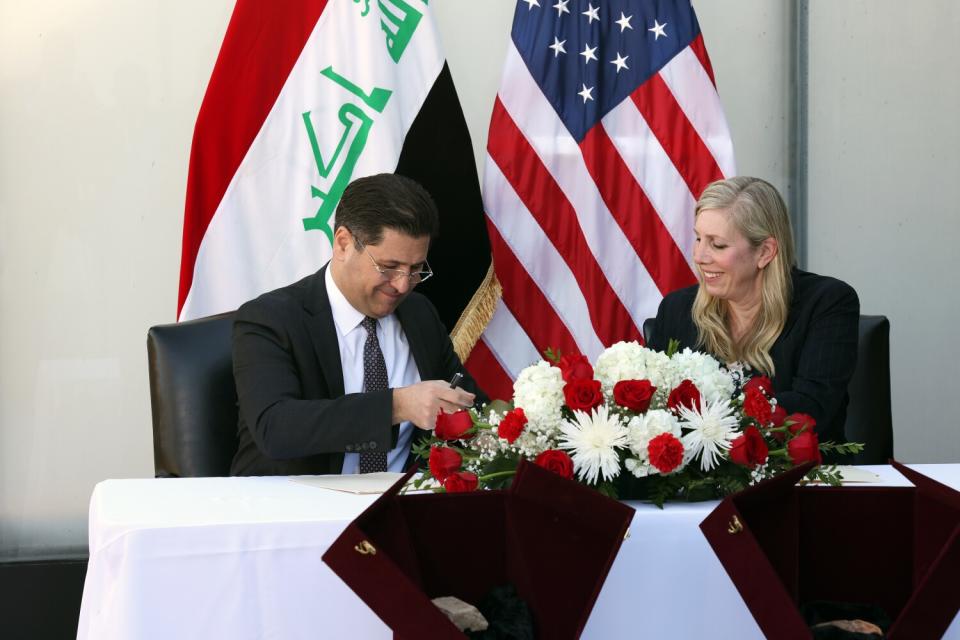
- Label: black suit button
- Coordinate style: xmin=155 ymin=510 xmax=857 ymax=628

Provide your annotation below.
xmin=369 ymin=441 xmax=377 ymax=450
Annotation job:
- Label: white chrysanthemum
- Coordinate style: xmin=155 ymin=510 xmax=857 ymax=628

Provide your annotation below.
xmin=558 ymin=405 xmax=629 ymax=484
xmin=594 ymin=341 xmax=673 ymax=395
xmin=512 ymin=361 xmax=565 ymax=433
xmin=624 ymin=409 xmax=683 ymax=477
xmin=678 ymin=398 xmax=740 ymax=472
xmin=666 ymin=348 xmax=736 ymax=405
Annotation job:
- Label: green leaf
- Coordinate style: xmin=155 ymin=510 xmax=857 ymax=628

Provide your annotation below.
xmin=683 ymin=482 xmax=719 ymax=502
xmin=716 ymin=475 xmax=749 ymax=496
xmin=805 ymin=466 xmax=843 ymax=486
xmin=595 ymin=481 xmax=619 ymax=500
xmin=816 ymin=440 xmax=866 ymax=458
xmin=665 ymin=338 xmax=681 ymax=357
xmin=478 ymin=453 xmax=521 ymax=490
xmin=410 ymin=438 xmax=432 ymax=462
xmin=544 ymin=347 xmax=563 ymax=365
xmin=480 ymin=452 xmax=521 ymax=476
xmin=645 ymin=478 xmax=678 ymax=509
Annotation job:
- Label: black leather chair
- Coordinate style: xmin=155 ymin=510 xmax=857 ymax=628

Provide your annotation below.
xmin=845 ymin=316 xmax=892 ymax=464
xmin=641 ymin=315 xmax=893 ymax=464
xmin=147 ymin=312 xmax=238 ymax=477
xmin=642 ymin=318 xmax=656 ymax=348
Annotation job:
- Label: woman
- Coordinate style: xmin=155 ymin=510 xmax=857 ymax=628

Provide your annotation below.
xmin=649 ymin=176 xmax=859 ymax=446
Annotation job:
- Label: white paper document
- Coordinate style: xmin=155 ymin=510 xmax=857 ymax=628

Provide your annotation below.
xmin=803 ymin=466 xmax=883 ymax=485
xmin=290 ymin=472 xmax=405 ymax=494
xmin=836 ymin=466 xmax=883 ymax=483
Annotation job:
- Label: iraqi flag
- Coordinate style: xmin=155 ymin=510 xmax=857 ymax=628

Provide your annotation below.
xmin=178 ymin=0 xmax=489 ymax=330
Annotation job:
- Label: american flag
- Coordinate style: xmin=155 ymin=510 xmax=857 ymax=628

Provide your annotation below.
xmin=465 ymin=0 xmax=735 ymax=400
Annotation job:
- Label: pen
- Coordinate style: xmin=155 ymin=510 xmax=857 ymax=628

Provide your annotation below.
xmin=448 ymin=372 xmax=464 ymax=389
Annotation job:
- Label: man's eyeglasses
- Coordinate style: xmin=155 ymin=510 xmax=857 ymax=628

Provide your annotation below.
xmin=353 ymin=236 xmax=434 ymax=284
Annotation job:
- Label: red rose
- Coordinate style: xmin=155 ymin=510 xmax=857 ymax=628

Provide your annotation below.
xmin=534 ymin=449 xmax=574 ymax=480
xmin=563 ymin=379 xmax=603 ymax=412
xmin=729 ymin=425 xmax=769 ymax=469
xmin=613 ymin=379 xmax=657 ymax=413
xmin=773 ymin=412 xmax=816 ymax=442
xmin=787 ymin=430 xmax=822 ymax=466
xmin=786 ymin=413 xmax=816 ymax=435
xmin=434 ymin=410 xmax=474 ymax=441
xmin=428 ymin=446 xmax=462 ymax=483
xmin=647 ymin=433 xmax=685 ymax=474
xmin=743 ymin=375 xmax=773 ymax=397
xmin=558 ymin=353 xmax=594 ymax=382
xmin=667 ymin=379 xmax=702 ymax=414
xmin=497 ymin=408 xmax=528 ymax=443
xmin=743 ymin=387 xmax=773 ymax=425
xmin=444 ymin=471 xmax=479 ymax=493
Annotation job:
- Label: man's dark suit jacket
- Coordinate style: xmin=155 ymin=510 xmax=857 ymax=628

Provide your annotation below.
xmin=230 ymin=265 xmax=483 ymax=476
xmin=648 ymin=268 xmax=859 ymax=445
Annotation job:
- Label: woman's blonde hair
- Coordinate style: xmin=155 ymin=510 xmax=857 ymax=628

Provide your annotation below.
xmin=691 ymin=177 xmax=796 ymax=376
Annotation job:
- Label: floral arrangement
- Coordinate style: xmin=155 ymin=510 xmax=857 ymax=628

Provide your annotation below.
xmin=413 ymin=341 xmax=863 ymax=507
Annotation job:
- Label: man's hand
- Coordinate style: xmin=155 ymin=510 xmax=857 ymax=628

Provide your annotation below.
xmin=393 ymin=380 xmax=476 ymax=430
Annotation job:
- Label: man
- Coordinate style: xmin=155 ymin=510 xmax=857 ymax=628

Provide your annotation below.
xmin=231 ymin=173 xmax=482 ymax=476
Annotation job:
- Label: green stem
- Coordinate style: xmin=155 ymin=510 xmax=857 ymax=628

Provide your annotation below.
xmin=478 ymin=470 xmax=517 ymax=482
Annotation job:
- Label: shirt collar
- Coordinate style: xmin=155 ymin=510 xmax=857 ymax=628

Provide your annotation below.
xmin=324 ymin=265 xmax=369 ymax=337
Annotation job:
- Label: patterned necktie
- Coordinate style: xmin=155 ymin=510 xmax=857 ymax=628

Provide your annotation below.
xmin=359 ymin=316 xmax=389 ymax=473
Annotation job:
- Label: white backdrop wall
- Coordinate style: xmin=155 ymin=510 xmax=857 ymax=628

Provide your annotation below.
xmin=0 ymin=0 xmax=235 ymax=558
xmin=805 ymin=1 xmax=960 ymax=463
xmin=0 ymin=0 xmax=954 ymax=559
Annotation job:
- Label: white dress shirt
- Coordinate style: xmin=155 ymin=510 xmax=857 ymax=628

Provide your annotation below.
xmin=324 ymin=267 xmax=421 ymax=474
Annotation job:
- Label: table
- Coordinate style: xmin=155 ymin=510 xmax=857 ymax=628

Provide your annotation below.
xmin=77 ymin=465 xmax=960 ymax=639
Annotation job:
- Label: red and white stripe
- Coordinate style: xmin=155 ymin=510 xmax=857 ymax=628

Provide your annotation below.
xmin=466 ymin=36 xmax=735 ymax=399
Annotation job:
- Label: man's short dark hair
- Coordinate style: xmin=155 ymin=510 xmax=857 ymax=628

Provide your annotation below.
xmin=334 ymin=173 xmax=440 ymax=245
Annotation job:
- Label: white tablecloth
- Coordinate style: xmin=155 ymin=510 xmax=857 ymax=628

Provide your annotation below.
xmin=77 ymin=465 xmax=960 ymax=639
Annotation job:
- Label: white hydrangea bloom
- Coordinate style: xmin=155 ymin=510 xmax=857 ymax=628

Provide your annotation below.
xmin=594 ymin=341 xmax=673 ymax=396
xmin=665 ymin=348 xmax=736 ymax=405
xmin=624 ymin=409 xmax=683 ymax=477
xmin=625 ymin=457 xmax=652 ymax=478
xmin=512 ymin=360 xmax=565 ymax=434
xmin=626 ymin=410 xmax=682 ymax=458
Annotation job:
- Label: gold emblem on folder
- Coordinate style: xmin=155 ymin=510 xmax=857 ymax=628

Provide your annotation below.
xmin=354 ymin=540 xmax=377 ymax=555
xmin=727 ymin=515 xmax=744 ymax=534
